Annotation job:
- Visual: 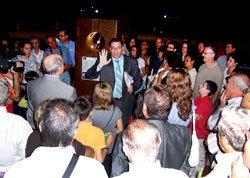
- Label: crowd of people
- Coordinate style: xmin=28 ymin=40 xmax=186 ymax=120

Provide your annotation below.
xmin=0 ymin=30 xmax=250 ymax=178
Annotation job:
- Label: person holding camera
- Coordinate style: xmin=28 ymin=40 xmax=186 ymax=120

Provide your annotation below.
xmin=0 ymin=61 xmax=23 ymax=113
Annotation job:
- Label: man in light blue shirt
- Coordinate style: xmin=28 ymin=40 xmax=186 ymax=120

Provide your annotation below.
xmin=86 ymin=38 xmax=142 ymax=128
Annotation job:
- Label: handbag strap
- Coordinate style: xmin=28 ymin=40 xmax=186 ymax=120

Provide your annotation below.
xmin=102 ymin=106 xmax=115 ymax=130
xmin=192 ymin=101 xmax=196 ymax=134
xmin=62 ymin=154 xmax=79 ymax=178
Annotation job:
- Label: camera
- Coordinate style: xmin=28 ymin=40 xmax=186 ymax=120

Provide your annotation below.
xmin=0 ymin=51 xmax=24 ymax=73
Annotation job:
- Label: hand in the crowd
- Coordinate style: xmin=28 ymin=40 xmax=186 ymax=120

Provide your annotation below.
xmin=106 ymin=132 xmax=114 ymax=148
xmin=219 ymin=90 xmax=227 ymax=107
xmin=195 ymin=114 xmax=202 ymax=120
xmin=64 ymin=64 xmax=71 ymax=72
xmin=127 ymin=85 xmax=133 ymax=94
xmin=231 ymin=156 xmax=250 ymax=178
xmin=98 ymin=49 xmax=112 ymax=69
xmin=243 ymin=132 xmax=250 ymax=169
xmin=6 ymin=98 xmax=13 ymax=105
xmin=15 ymin=61 xmax=23 ymax=68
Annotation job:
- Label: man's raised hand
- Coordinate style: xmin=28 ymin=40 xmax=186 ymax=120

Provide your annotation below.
xmin=97 ymin=49 xmax=112 ymax=69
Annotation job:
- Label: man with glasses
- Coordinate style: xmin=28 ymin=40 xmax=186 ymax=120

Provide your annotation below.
xmin=57 ymin=29 xmax=75 ymax=85
xmin=44 ymin=34 xmax=73 ymax=85
xmin=193 ymin=45 xmax=224 ymax=106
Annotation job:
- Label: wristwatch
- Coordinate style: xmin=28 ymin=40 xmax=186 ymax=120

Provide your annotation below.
xmin=103 ymin=147 xmax=109 ymax=152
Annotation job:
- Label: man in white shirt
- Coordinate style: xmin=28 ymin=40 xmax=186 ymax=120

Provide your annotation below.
xmin=113 ymin=119 xmax=188 ymax=178
xmin=204 ymin=106 xmax=250 ymax=178
xmin=0 ymin=79 xmax=32 ymax=176
xmin=4 ymin=98 xmax=108 ymax=178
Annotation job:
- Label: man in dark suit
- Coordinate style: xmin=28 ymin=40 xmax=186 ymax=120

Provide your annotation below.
xmin=26 ymin=54 xmax=77 ymax=129
xmin=85 ymin=38 xmax=142 ymax=128
xmin=111 ymin=84 xmax=192 ymax=177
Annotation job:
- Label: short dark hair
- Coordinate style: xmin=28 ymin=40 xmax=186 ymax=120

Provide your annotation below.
xmin=40 ymin=98 xmax=79 ymax=147
xmin=144 ymin=84 xmax=172 ymax=119
xmin=25 ymin=71 xmax=39 ymax=82
xmin=109 ymin=38 xmax=123 ymax=47
xmin=74 ymin=96 xmax=93 ymax=121
xmin=205 ymin=80 xmax=218 ymax=96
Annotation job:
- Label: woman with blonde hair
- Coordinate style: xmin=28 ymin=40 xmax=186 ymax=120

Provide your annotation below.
xmin=165 ymin=68 xmax=194 ymax=126
xmin=91 ymin=81 xmax=123 ymax=175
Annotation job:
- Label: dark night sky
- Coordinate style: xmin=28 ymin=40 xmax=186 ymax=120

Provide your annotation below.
xmin=1 ymin=1 xmax=250 ymax=43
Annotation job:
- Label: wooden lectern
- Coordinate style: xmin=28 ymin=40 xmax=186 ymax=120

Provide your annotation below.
xmin=75 ymin=18 xmax=126 ymax=97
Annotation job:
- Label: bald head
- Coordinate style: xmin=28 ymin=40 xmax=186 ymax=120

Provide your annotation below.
xmin=122 ymin=119 xmax=161 ymax=163
xmin=42 ymin=54 xmax=64 ymax=75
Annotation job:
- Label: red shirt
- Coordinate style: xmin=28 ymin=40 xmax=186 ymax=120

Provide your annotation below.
xmin=189 ymin=96 xmax=212 ymax=139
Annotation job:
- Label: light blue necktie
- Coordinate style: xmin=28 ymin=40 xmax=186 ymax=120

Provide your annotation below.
xmin=115 ymin=60 xmax=122 ymax=98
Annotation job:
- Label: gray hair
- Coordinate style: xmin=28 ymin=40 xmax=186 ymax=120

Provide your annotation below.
xmin=0 ymin=79 xmax=9 ymax=105
xmin=122 ymin=119 xmax=161 ymax=162
xmin=233 ymin=75 xmax=249 ymax=92
xmin=42 ymin=55 xmax=64 ymax=74
xmin=218 ymin=106 xmax=250 ymax=151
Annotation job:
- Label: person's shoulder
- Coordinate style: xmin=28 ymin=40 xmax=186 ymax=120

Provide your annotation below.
xmin=4 ymin=156 xmax=31 ymax=177
xmin=161 ymin=168 xmax=189 ymax=178
xmin=124 ymin=55 xmax=136 ymax=62
xmin=76 ymin=155 xmax=107 ymax=177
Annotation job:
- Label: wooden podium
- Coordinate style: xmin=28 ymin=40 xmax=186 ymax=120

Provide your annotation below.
xmin=75 ymin=18 xmax=126 ymax=97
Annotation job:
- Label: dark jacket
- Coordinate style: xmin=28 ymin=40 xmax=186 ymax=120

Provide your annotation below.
xmin=111 ymin=118 xmax=192 ymax=177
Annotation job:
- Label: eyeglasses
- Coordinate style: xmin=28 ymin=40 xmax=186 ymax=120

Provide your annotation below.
xmin=59 ymin=35 xmax=65 ymax=37
xmin=203 ymin=52 xmax=214 ymax=55
xmin=243 ymin=88 xmax=250 ymax=95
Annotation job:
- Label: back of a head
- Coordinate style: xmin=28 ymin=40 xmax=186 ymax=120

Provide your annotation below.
xmin=218 ymin=106 xmax=250 ymax=152
xmin=205 ymin=80 xmax=218 ymax=96
xmin=25 ymin=71 xmax=39 ymax=82
xmin=92 ymin=82 xmax=115 ymax=110
xmin=40 ymin=98 xmax=79 ymax=147
xmin=42 ymin=54 xmax=64 ymax=75
xmin=122 ymin=119 xmax=161 ymax=163
xmin=0 ymin=79 xmax=9 ymax=105
xmin=165 ymin=68 xmax=193 ymax=120
xmin=74 ymin=95 xmax=93 ymax=121
xmin=144 ymin=84 xmax=172 ymax=120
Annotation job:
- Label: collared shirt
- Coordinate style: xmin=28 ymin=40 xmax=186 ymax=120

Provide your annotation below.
xmin=57 ymin=41 xmax=75 ymax=66
xmin=44 ymin=74 xmax=60 ymax=79
xmin=44 ymin=46 xmax=73 ymax=66
xmin=207 ymin=97 xmax=242 ymax=130
xmin=114 ymin=160 xmax=189 ymax=178
xmin=4 ymin=146 xmax=108 ymax=178
xmin=96 ymin=55 xmax=125 ymax=98
xmin=0 ymin=106 xmax=32 ymax=172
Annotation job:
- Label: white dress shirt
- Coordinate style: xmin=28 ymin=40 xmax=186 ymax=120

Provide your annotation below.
xmin=0 ymin=106 xmax=32 ymax=172
xmin=113 ymin=160 xmax=188 ymax=178
xmin=4 ymin=146 xmax=108 ymax=178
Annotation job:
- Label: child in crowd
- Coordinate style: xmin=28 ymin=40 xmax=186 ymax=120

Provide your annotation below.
xmin=189 ymin=80 xmax=218 ymax=177
xmin=74 ymin=95 xmax=113 ymax=163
